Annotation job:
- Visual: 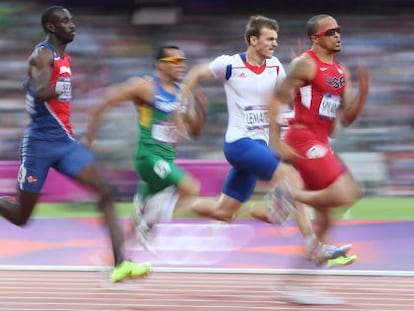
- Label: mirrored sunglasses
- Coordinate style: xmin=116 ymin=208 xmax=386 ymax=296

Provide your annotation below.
xmin=315 ymin=26 xmax=341 ymax=37
xmin=159 ymin=56 xmax=187 ymax=65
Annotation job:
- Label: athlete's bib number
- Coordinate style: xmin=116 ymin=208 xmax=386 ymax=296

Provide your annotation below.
xmin=319 ymin=94 xmax=341 ymax=119
xmin=244 ymin=108 xmax=268 ymax=129
xmin=152 ymin=122 xmax=178 ymax=144
xmin=55 ymin=77 xmax=72 ymax=101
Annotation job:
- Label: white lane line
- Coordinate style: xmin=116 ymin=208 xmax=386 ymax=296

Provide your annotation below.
xmin=3 ymin=301 xmax=414 ymax=311
xmin=1 ymin=265 xmax=414 ymax=277
xmin=2 ymin=276 xmax=414 ymax=288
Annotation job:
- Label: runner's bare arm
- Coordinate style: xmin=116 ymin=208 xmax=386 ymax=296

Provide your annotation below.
xmin=85 ymin=77 xmax=153 ymax=146
xmin=28 ymin=47 xmax=61 ymax=101
xmin=182 ymin=64 xmax=215 ymax=92
xmin=269 ymin=56 xmax=314 ymax=159
xmin=182 ymin=88 xmax=207 ymax=138
xmin=339 ymin=64 xmax=370 ymax=126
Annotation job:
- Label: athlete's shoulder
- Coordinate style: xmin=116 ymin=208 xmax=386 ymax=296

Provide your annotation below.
xmin=209 ymin=54 xmax=240 ymax=80
xmin=111 ymin=75 xmax=155 ymax=100
xmin=291 ymin=53 xmax=315 ymax=72
xmin=29 ymin=44 xmax=54 ymax=67
xmin=124 ymin=74 xmax=153 ymax=85
xmin=267 ymin=55 xmax=283 ymax=66
xmin=33 ymin=42 xmax=56 ymax=57
xmin=285 ymin=53 xmax=316 ymax=83
xmin=212 ymin=53 xmax=244 ymax=66
xmin=141 ymin=74 xmax=156 ymax=83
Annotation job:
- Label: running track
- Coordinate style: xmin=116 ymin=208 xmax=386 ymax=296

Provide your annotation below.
xmin=1 ymin=218 xmax=414 ymax=309
xmin=0 ymin=270 xmax=413 ymax=310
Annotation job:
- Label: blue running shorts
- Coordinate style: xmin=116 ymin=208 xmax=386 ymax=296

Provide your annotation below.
xmin=18 ymin=138 xmax=95 ymax=193
xmin=222 ymin=138 xmax=280 ymax=202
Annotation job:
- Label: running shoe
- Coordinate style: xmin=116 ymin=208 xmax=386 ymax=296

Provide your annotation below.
xmin=267 ymin=180 xmax=295 ymax=225
xmin=110 ymin=260 xmax=152 ymax=282
xmin=327 ymin=255 xmax=357 ymax=268
xmin=325 ymin=244 xmax=352 ymax=258
xmin=307 ymin=243 xmax=352 ymax=266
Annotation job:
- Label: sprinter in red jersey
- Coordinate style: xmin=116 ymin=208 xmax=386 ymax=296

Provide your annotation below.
xmin=0 ymin=6 xmax=151 ymax=282
xmin=269 ymin=14 xmax=370 ymax=262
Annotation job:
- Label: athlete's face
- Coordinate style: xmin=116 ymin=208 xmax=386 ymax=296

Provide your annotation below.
xmin=158 ymin=48 xmax=187 ymax=82
xmin=48 ymin=9 xmax=76 ymax=44
xmin=252 ymin=27 xmax=278 ymax=59
xmin=313 ymin=17 xmax=341 ymax=53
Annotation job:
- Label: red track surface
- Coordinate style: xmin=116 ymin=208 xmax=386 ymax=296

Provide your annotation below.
xmin=0 ymin=270 xmax=413 ymax=310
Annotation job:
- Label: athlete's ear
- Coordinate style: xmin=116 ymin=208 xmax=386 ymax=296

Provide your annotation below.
xmin=46 ymin=22 xmax=56 ymax=33
xmin=250 ymin=35 xmax=258 ymax=46
xmin=310 ymin=34 xmax=319 ymax=44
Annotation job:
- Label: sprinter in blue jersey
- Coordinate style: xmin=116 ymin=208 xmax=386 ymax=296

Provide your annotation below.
xmin=0 ymin=6 xmax=151 ymax=282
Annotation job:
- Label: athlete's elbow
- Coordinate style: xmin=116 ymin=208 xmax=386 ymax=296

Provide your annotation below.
xmin=33 ymin=87 xmax=56 ymax=102
xmin=186 ymin=65 xmax=212 ymax=87
xmin=340 ymin=113 xmax=357 ymax=127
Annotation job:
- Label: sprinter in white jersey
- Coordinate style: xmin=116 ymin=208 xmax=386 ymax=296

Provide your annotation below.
xmin=211 ymin=52 xmax=285 ymax=143
xmin=184 ymin=15 xmax=298 ymax=222
xmin=183 ymin=15 xmax=351 ymax=264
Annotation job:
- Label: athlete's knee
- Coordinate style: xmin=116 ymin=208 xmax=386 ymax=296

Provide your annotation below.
xmin=177 ymin=176 xmax=200 ymax=197
xmin=189 ymin=180 xmax=201 ymax=196
xmin=9 ymin=209 xmax=31 ymax=226
xmin=271 ymin=162 xmax=298 ymax=187
xmin=333 ymin=185 xmax=362 ymax=207
xmin=1 ymin=200 xmax=32 ymax=226
xmin=345 ymin=184 xmax=363 ymax=206
xmin=13 ymin=216 xmax=31 ymax=226
xmin=351 ymin=183 xmax=363 ymax=201
xmin=343 ymin=179 xmax=363 ymax=206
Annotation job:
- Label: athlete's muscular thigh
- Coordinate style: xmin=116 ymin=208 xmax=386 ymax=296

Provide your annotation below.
xmin=296 ymin=147 xmax=344 ymax=190
xmin=224 ymin=138 xmax=278 ymax=181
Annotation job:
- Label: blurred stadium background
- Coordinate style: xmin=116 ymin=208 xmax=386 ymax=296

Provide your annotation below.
xmin=0 ymin=0 xmax=413 ymax=202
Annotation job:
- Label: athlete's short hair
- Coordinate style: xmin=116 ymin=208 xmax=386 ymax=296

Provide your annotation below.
xmin=41 ymin=6 xmax=66 ymax=33
xmin=306 ymin=14 xmax=331 ymax=38
xmin=154 ymin=45 xmax=181 ymax=60
xmin=244 ymin=15 xmax=279 ymax=46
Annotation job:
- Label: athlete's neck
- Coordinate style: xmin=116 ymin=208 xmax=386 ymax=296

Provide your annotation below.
xmin=158 ymin=75 xmax=176 ymax=93
xmin=311 ymin=47 xmax=335 ymax=64
xmin=245 ymin=50 xmax=265 ymax=66
xmin=45 ymin=36 xmax=67 ymax=57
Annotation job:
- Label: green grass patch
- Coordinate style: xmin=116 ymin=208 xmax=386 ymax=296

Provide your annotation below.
xmin=30 ymin=197 xmax=414 ymax=220
xmin=343 ymin=197 xmax=414 ymax=220
xmin=31 ymin=202 xmax=133 ymax=218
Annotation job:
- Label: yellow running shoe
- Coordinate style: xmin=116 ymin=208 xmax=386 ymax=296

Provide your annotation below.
xmin=111 ymin=260 xmax=152 ymax=282
xmin=129 ymin=262 xmax=153 ymax=278
xmin=327 ymin=255 xmax=357 ymax=268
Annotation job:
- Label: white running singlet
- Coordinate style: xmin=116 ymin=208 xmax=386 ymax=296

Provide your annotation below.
xmin=209 ymin=53 xmax=286 ymax=144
